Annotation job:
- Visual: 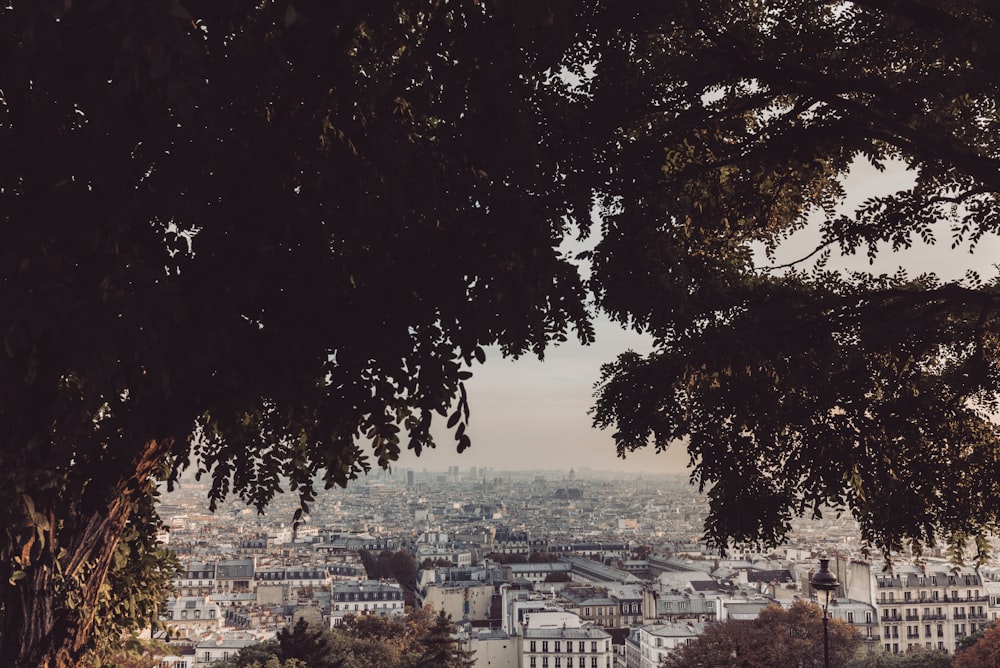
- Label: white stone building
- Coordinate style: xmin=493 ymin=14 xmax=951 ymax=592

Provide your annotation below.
xmin=330 ymin=580 xmax=405 ymax=626
xmin=520 ymin=611 xmax=613 ymax=668
xmin=623 ymin=621 xmax=706 ymax=668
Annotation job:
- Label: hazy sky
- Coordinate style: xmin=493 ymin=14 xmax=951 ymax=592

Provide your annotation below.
xmin=396 ymin=161 xmax=1000 ymax=476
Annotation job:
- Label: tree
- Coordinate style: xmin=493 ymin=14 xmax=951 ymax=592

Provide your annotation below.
xmin=218 ymin=609 xmax=469 ymax=668
xmin=587 ymin=0 xmax=1000 ymax=560
xmin=0 ymin=1 xmax=594 ymax=665
xmin=956 ymin=620 xmax=995 ymax=654
xmin=411 ymin=609 xmax=476 ymax=668
xmin=274 ymin=619 xmax=340 ymax=668
xmin=953 ymin=621 xmax=1000 ymax=668
xmin=850 ymin=647 xmax=953 ymax=668
xmin=664 ymin=601 xmax=861 ymax=668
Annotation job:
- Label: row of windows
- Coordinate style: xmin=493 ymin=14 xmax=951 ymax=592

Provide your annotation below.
xmin=886 ymin=642 xmax=946 ymax=654
xmin=528 ymin=640 xmax=607 ymax=653
xmin=333 ymin=591 xmax=402 ymax=601
xmin=333 ymin=602 xmax=402 ymax=611
xmin=169 ymin=608 xmax=217 ymax=620
xmin=880 ymin=606 xmax=985 ymax=621
xmin=879 ymin=590 xmax=982 ymax=602
xmin=527 ymin=657 xmax=608 ymax=667
xmin=877 ymin=575 xmax=979 ymax=588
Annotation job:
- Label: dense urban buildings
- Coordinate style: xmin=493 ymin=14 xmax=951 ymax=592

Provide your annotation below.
xmin=149 ymin=467 xmax=1000 ymax=666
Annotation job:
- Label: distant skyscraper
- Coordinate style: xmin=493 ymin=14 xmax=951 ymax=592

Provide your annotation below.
xmin=406 ymin=470 xmax=414 ymax=487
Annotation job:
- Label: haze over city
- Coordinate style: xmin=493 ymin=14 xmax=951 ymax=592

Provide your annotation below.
xmin=403 ymin=159 xmax=1000 ymax=476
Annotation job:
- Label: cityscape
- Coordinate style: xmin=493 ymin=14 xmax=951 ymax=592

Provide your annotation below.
xmin=150 ymin=465 xmax=1000 ymax=666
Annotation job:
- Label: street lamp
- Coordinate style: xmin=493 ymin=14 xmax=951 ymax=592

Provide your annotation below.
xmin=811 ymin=556 xmax=840 ymax=668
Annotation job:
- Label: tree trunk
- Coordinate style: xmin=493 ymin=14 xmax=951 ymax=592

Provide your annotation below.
xmin=0 ymin=439 xmax=169 ymax=668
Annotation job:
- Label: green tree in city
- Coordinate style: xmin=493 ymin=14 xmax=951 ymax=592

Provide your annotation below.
xmin=411 ymin=609 xmax=476 ymax=668
xmin=850 ymin=647 xmax=953 ymax=668
xmin=7 ymin=0 xmax=1000 ymax=664
xmin=663 ymin=601 xmax=861 ymax=668
xmin=953 ymin=621 xmax=1000 ymax=668
xmin=588 ymin=0 xmax=1000 ymax=561
xmin=217 ymin=609 xmax=471 ymax=668
xmin=0 ymin=1 xmax=593 ymax=665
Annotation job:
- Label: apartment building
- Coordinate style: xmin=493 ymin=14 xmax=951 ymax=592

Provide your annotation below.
xmin=520 ymin=611 xmax=613 ymax=668
xmin=871 ymin=564 xmax=988 ymax=655
xmin=330 ymin=580 xmax=405 ymax=626
xmin=624 ymin=621 xmax=707 ymax=668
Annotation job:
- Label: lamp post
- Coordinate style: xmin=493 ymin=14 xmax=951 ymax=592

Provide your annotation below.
xmin=810 ymin=556 xmax=840 ymax=668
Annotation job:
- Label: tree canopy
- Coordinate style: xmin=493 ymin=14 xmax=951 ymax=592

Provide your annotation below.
xmin=0 ymin=1 xmax=592 ymax=665
xmin=662 ymin=601 xmax=861 ymax=668
xmin=851 ymin=647 xmax=954 ymax=668
xmin=4 ymin=0 xmax=1000 ymax=665
xmin=218 ymin=612 xmax=473 ymax=668
xmin=954 ymin=621 xmax=1000 ymax=668
xmin=588 ymin=0 xmax=1000 ymax=560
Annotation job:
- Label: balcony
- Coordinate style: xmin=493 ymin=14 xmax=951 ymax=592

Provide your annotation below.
xmin=922 ymin=614 xmax=946 ymax=621
xmin=905 ymin=615 xmax=919 ymax=621
xmin=953 ymin=614 xmax=967 ymax=620
xmin=969 ymin=612 xmax=988 ymax=620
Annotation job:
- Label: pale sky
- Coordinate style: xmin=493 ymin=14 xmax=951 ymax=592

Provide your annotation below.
xmin=396 ymin=160 xmax=1000 ymax=475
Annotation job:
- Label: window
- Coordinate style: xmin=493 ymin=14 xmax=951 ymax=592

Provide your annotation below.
xmin=579 ymin=642 xmax=585 ymax=653
xmin=567 ymin=659 xmax=573 ymax=668
xmin=542 ymin=641 xmax=549 ymax=653
xmin=542 ymin=658 xmax=548 ymax=668
xmin=847 ymin=612 xmax=854 ymax=623
xmin=590 ymin=658 xmax=597 ymax=668
xmin=555 ymin=642 xmax=561 ymax=653
xmin=568 ymin=642 xmax=573 ymax=653
xmin=530 ymin=659 xmax=536 ymax=668
xmin=555 ymin=659 xmax=561 ymax=668
xmin=591 ymin=641 xmax=597 ymax=653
